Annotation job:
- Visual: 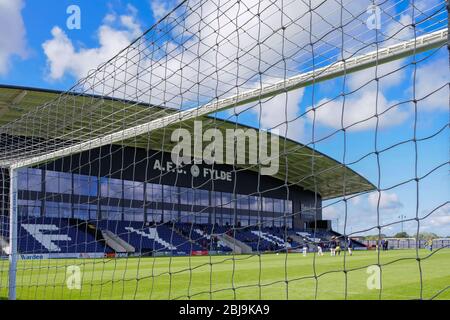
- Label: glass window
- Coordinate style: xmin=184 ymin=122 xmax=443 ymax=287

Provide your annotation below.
xmin=195 ymin=212 xmax=209 ymax=224
xmin=18 ymin=199 xmax=41 ymax=217
xmin=180 ymin=211 xmax=194 ymax=223
xmin=90 ymin=207 xmax=98 ymax=220
xmin=101 ymin=205 xmax=122 ymax=220
xmin=147 ymin=209 xmax=162 ymax=223
xmin=274 ymin=217 xmax=283 ymax=227
xmin=123 ymin=180 xmax=144 ymax=200
xmin=73 ymin=203 xmax=89 ymax=220
xmin=163 ymin=185 xmax=178 ymax=204
xmin=60 ymin=202 xmax=72 ymax=218
xmin=273 ymin=199 xmax=283 ymax=213
xmin=239 ymin=215 xmax=249 ymax=226
xmin=249 ymin=215 xmax=259 ymax=227
xmin=45 ymin=201 xmax=59 ymax=218
xmin=46 ymin=171 xmax=72 ymax=194
xmin=18 ymin=168 xmax=42 ymax=192
xmin=194 ymin=189 xmax=209 ymax=206
xmin=211 ymin=191 xmax=221 ymax=207
xmin=45 ymin=201 xmax=71 ymax=218
xmin=285 ymin=200 xmax=292 ymax=213
xmin=262 ymin=197 xmax=273 ymax=212
xmin=301 ymin=204 xmax=315 ymax=218
xmin=100 ymin=177 xmax=122 ymax=199
xmin=180 ymin=187 xmax=194 ymax=205
xmin=73 ymin=174 xmax=98 ymax=196
xmin=124 ymin=207 xmax=145 ymax=222
xmin=263 ymin=216 xmax=273 ymax=227
xmin=237 ymin=196 xmax=249 ymax=210
xmin=210 ymin=210 xmax=218 ymax=225
xmin=222 ymin=213 xmax=233 ymax=226
xmin=163 ymin=210 xmax=178 ymax=223
xmin=74 ymin=203 xmax=97 ymax=220
xmin=221 ymin=192 xmax=233 ymax=209
xmin=249 ymin=196 xmax=261 ymax=211
xmin=146 ymin=183 xmax=163 ymax=203
xmin=287 ymin=218 xmax=292 ymax=229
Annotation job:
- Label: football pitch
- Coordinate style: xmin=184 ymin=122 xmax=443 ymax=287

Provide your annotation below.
xmin=1 ymin=249 xmax=449 ymax=300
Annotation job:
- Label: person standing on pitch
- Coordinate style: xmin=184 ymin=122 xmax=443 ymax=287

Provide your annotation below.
xmin=335 ymin=238 xmax=341 ymax=256
xmin=302 ymin=244 xmax=308 ymax=256
xmin=347 ymin=237 xmax=353 ymax=256
xmin=330 ymin=236 xmax=336 ymax=256
xmin=317 ymin=243 xmax=324 ymax=256
xmin=427 ymin=238 xmax=433 ymax=252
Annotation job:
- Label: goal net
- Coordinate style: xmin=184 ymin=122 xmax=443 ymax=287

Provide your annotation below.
xmin=0 ymin=0 xmax=448 ymax=300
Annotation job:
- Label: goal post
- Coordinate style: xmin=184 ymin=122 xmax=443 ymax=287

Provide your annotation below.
xmin=7 ymin=168 xmax=17 ymax=300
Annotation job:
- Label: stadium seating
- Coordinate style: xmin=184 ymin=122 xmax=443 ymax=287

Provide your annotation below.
xmin=17 ymin=217 xmax=110 ymax=254
xmin=295 ymin=229 xmax=366 ymax=249
xmin=1 ymin=214 xmax=364 ymax=256
xmin=173 ymin=223 xmax=232 ymax=252
xmin=232 ymin=227 xmax=301 ymax=252
xmin=96 ymin=220 xmax=203 ymax=254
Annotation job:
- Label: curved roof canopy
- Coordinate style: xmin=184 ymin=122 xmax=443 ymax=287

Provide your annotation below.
xmin=0 ymin=85 xmax=375 ymax=200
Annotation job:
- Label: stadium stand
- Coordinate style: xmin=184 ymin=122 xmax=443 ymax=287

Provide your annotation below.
xmin=7 ymin=216 xmax=367 ymax=256
xmin=174 ymin=223 xmax=232 ymax=252
xmin=96 ymin=220 xmax=203 ymax=254
xmin=18 ymin=217 xmax=110 ymax=254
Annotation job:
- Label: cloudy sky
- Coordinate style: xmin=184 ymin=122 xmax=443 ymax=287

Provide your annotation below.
xmin=0 ymin=0 xmax=448 ymax=236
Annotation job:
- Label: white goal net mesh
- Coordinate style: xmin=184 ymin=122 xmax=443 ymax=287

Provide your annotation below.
xmin=0 ymin=0 xmax=448 ymax=300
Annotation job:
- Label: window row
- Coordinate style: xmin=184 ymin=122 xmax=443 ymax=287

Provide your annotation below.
xmin=17 ymin=169 xmax=293 ymax=214
xmin=18 ymin=200 xmax=97 ymax=220
xmin=18 ymin=199 xmax=293 ymax=228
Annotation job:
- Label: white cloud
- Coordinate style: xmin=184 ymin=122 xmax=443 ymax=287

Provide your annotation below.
xmin=0 ymin=0 xmax=26 ymax=75
xmin=322 ymin=205 xmax=339 ymax=220
xmin=346 ymin=59 xmax=407 ymax=93
xmin=42 ymin=7 xmax=142 ymax=81
xmin=323 ymin=191 xmax=406 ymax=235
xmin=415 ymin=57 xmax=449 ymax=111
xmin=368 ymin=191 xmax=403 ymax=211
xmin=350 ymin=196 xmax=362 ymax=206
xmin=42 ymin=0 xmax=446 ymax=141
xmin=323 ymin=191 xmax=448 ymax=237
xmin=308 ymin=86 xmax=409 ymax=131
xmin=419 ymin=204 xmax=450 ymax=236
xmin=233 ymin=88 xmax=305 ymax=141
xmin=151 ymin=0 xmax=177 ymax=20
xmin=258 ymin=89 xmax=305 ymax=140
xmin=305 ymin=11 xmax=420 ymax=132
xmin=42 ymin=0 xmax=371 ymax=133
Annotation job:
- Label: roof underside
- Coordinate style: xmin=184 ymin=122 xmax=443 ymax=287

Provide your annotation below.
xmin=0 ymin=85 xmax=375 ymax=200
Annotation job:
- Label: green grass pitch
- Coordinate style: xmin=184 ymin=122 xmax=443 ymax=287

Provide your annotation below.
xmin=1 ymin=249 xmax=449 ymax=300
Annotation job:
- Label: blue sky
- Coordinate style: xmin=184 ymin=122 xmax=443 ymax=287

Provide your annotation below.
xmin=0 ymin=0 xmax=160 ymax=88
xmin=0 ymin=0 xmax=448 ymax=236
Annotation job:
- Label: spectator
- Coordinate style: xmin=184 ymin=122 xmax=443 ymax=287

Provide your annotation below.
xmin=347 ymin=237 xmax=353 ymax=256
xmin=330 ymin=236 xmax=337 ymax=256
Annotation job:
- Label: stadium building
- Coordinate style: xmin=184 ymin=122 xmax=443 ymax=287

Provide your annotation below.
xmin=0 ymin=85 xmax=374 ymax=258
